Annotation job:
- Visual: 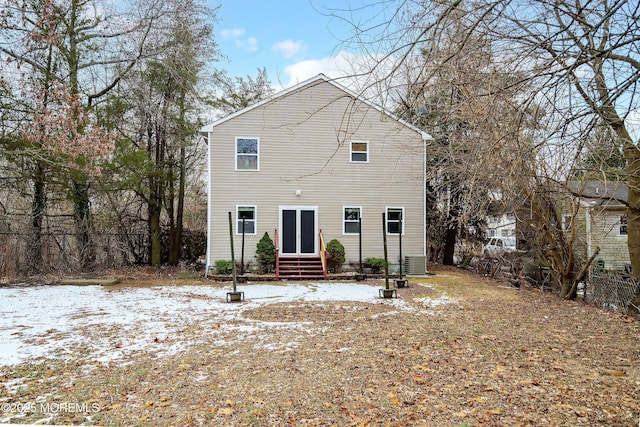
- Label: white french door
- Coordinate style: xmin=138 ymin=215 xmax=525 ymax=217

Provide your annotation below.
xmin=279 ymin=206 xmax=318 ymax=256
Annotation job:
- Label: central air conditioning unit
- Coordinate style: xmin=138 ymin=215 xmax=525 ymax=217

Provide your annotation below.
xmin=404 ymin=256 xmax=426 ymax=275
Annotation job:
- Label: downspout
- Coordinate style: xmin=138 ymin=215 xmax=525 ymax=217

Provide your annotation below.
xmin=206 ymin=131 xmax=213 ymax=275
xmin=422 ymin=132 xmax=433 ymax=260
xmin=585 ymin=203 xmax=592 ymax=261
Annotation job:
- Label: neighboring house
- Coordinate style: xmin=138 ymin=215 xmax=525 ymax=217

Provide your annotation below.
xmin=564 ymin=181 xmax=629 ymax=271
xmin=200 ymin=74 xmax=431 ymax=278
xmin=486 ymin=200 xmax=517 ymax=239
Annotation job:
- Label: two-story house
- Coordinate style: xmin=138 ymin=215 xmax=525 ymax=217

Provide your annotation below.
xmin=564 ymin=180 xmax=630 ymax=271
xmin=200 ymin=74 xmax=430 ymax=278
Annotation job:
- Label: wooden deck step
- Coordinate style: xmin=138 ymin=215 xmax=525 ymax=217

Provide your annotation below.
xmin=277 ymin=256 xmax=325 ymax=280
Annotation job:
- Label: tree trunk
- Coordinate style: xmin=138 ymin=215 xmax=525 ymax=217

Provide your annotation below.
xmin=625 ymin=147 xmax=640 ymax=278
xmin=149 ymin=195 xmax=162 ymax=266
xmin=27 ymin=161 xmax=46 ymax=274
xmin=167 ymin=149 xmax=185 ymax=266
xmin=148 ymin=116 xmax=165 ymax=266
xmin=443 ymin=185 xmax=461 ymax=266
xmin=443 ymin=226 xmax=457 ymax=265
xmin=168 ymin=94 xmax=187 ymax=266
xmin=73 ymin=177 xmax=95 ymax=270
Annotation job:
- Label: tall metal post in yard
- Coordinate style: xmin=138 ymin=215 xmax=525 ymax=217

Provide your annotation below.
xmin=229 ymin=211 xmax=237 ymax=292
xmin=383 ymin=213 xmax=389 ymax=290
xmin=356 ymin=216 xmax=366 ymax=281
xmin=359 ymin=216 xmax=363 ymax=275
xmin=227 ymin=211 xmax=244 ymax=302
xmin=380 ymin=212 xmax=397 ymax=298
xmin=240 ymin=217 xmax=246 ymax=275
xmin=395 ymin=213 xmax=408 ymax=288
xmin=398 ymin=212 xmax=402 ymax=278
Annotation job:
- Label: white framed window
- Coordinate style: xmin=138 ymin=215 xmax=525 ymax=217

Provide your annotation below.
xmin=343 ymin=206 xmax=362 ymax=234
xmin=620 ymin=214 xmax=628 ymax=236
xmin=236 ymin=206 xmax=256 ymax=235
xmin=236 ymin=137 xmax=259 ymax=170
xmin=562 ymin=215 xmax=572 ymax=230
xmin=507 ymin=212 xmax=516 ymax=221
xmin=350 ymin=140 xmax=369 ymax=163
xmin=386 ymin=207 xmax=405 ymax=235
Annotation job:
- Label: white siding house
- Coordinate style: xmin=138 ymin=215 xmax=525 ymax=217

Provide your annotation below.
xmin=201 ymin=74 xmax=430 ymax=277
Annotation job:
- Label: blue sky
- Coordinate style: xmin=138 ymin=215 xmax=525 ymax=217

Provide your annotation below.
xmin=211 ymin=0 xmax=368 ymax=89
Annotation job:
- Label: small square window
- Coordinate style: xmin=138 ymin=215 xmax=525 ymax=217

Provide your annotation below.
xmin=620 ymin=214 xmax=628 ymax=236
xmin=350 ymin=141 xmax=368 ymax=163
xmin=237 ymin=206 xmax=256 ymax=234
xmin=343 ymin=207 xmax=361 ymax=234
xmin=386 ymin=207 xmax=404 ymax=234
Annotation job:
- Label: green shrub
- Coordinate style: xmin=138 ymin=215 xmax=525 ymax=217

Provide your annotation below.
xmin=214 ymin=259 xmax=233 ymax=275
xmin=255 ymin=232 xmax=276 ymax=273
xmin=366 ymin=257 xmax=387 ymax=274
xmin=326 ymin=239 xmax=345 ymax=273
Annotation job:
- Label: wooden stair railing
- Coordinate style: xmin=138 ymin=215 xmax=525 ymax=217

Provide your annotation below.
xmin=274 ymin=228 xmax=280 ymax=280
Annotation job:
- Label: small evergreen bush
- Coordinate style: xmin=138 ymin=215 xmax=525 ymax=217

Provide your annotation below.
xmin=366 ymin=257 xmax=387 ymax=274
xmin=255 ymin=232 xmax=276 ymax=273
xmin=326 ymin=239 xmax=345 ymax=273
xmin=214 ymin=259 xmax=233 ymax=275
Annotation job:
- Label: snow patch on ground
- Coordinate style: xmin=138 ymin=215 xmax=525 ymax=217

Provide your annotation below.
xmin=0 ymin=282 xmax=454 ymax=367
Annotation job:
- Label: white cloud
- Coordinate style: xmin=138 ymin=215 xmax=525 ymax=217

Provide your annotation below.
xmin=278 ymin=51 xmax=414 ymax=111
xmin=281 ymin=51 xmax=359 ymax=87
xmin=272 ymin=39 xmax=307 ymax=59
xmin=220 ymin=28 xmax=245 ymax=38
xmin=235 ymin=37 xmax=258 ymax=53
xmin=220 ymin=28 xmax=257 ymax=53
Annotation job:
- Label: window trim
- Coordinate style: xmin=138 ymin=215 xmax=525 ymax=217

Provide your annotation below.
xmin=235 ymin=136 xmax=260 ymax=171
xmin=385 ymin=206 xmax=405 ymax=235
xmin=343 ymin=206 xmax=362 ymax=235
xmin=236 ymin=205 xmax=257 ymax=235
xmin=620 ymin=214 xmax=628 ymax=236
xmin=349 ymin=140 xmax=369 ymax=163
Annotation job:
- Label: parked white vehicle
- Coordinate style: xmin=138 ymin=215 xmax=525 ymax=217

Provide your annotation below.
xmin=482 ymin=237 xmax=517 ymax=257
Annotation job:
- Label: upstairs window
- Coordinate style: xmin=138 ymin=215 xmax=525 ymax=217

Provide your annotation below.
xmin=236 ymin=137 xmax=259 ymax=170
xmin=343 ymin=207 xmax=362 ymax=234
xmin=620 ymin=214 xmax=628 ymax=236
xmin=386 ymin=207 xmax=404 ymax=235
xmin=237 ymin=206 xmax=256 ymax=234
xmin=350 ymin=140 xmax=369 ymax=163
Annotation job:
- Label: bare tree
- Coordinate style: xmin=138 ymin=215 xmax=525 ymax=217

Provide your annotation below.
xmin=106 ymin=0 xmax=219 ymax=266
xmin=334 ymin=0 xmax=640 ymax=278
xmin=0 ymin=0 xmax=179 ymax=270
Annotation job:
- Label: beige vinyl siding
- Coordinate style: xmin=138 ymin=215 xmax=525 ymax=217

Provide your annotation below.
xmin=565 ymin=199 xmax=630 ymax=271
xmin=207 ymin=80 xmax=424 ymax=267
xmin=589 ymin=207 xmax=629 ymax=270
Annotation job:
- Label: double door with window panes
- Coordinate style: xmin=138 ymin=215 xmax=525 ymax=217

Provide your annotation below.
xmin=280 ymin=207 xmax=317 ymax=256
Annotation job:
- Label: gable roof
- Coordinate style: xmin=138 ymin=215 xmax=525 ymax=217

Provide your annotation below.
xmin=200 ymin=73 xmax=431 ymax=140
xmin=568 ymin=180 xmax=628 ymax=206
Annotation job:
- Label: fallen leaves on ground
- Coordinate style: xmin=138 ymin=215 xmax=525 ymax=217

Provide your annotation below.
xmin=1 ymin=266 xmax=639 ymax=426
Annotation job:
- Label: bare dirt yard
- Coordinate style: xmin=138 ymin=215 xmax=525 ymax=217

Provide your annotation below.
xmin=1 ymin=266 xmax=639 ymax=426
